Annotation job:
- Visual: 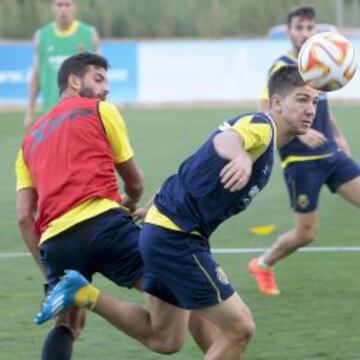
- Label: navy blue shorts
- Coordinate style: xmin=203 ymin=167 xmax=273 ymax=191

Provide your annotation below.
xmin=40 ymin=208 xmax=143 ymax=291
xmin=283 ymin=151 xmax=360 ymax=213
xmin=139 ymin=223 xmax=235 ymax=310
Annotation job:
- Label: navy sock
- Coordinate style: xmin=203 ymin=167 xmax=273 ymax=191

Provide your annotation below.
xmin=41 ymin=325 xmax=74 ymax=360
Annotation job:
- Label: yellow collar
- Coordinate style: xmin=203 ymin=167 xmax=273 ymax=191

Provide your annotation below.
xmin=53 ymin=20 xmax=79 ymax=37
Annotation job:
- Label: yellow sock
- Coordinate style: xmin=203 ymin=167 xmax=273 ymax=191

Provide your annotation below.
xmin=74 ymin=284 xmax=100 ymax=310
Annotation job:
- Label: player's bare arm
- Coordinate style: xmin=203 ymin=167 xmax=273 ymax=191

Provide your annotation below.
xmin=213 ymin=130 xmax=253 ymax=192
xmin=92 ymin=28 xmax=100 ymax=53
xmin=16 ymin=188 xmax=46 ymax=277
xmin=115 ymin=158 xmax=144 ymax=212
xmin=24 ymin=33 xmax=40 ymax=130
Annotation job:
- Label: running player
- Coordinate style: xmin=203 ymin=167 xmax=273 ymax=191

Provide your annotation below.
xmin=17 ymin=53 xmax=143 ymax=360
xmin=35 ymin=65 xmax=319 ymax=360
xmin=249 ymin=5 xmax=360 ymax=295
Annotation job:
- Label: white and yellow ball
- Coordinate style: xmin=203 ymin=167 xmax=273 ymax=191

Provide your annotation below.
xmin=298 ymin=32 xmax=357 ymax=91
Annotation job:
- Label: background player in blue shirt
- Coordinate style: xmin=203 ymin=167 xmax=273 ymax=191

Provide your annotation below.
xmin=34 ymin=65 xmax=319 ymax=360
xmin=250 ymin=5 xmax=360 ymax=295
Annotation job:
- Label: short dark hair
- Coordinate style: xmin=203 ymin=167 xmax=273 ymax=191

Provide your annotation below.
xmin=58 ymin=53 xmax=109 ymax=94
xmin=287 ymin=5 xmax=316 ymax=26
xmin=268 ymin=65 xmax=306 ymax=99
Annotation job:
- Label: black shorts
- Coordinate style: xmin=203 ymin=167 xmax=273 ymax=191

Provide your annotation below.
xmin=40 ymin=208 xmax=143 ymax=291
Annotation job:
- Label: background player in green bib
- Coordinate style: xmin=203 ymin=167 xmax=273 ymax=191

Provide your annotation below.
xmin=249 ymin=5 xmax=360 ymax=296
xmin=24 ymin=0 xmax=99 ymax=129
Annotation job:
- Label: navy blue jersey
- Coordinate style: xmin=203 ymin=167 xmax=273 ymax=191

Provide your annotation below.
xmin=152 ymin=112 xmax=276 ymax=239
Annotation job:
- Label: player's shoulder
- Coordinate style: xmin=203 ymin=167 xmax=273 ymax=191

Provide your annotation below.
xmin=98 ymin=101 xmax=124 ymax=123
xmin=268 ymin=51 xmax=297 ymax=75
xmin=249 ymin=112 xmax=272 ymax=125
xmin=78 ymin=21 xmax=96 ymax=32
xmin=230 ymin=112 xmax=271 ymax=126
xmin=37 ymin=22 xmax=54 ymax=35
xmin=99 ymin=101 xmax=119 ymax=113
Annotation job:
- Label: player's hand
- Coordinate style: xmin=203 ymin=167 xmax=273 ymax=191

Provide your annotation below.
xmin=298 ymin=129 xmax=327 ymax=148
xmin=336 ymin=136 xmax=352 ymax=157
xmin=131 ymin=207 xmax=148 ymax=223
xmin=220 ymin=156 xmax=252 ymax=192
xmin=121 ymin=194 xmax=137 ymax=213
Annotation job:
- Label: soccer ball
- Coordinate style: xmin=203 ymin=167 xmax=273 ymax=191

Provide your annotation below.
xmin=298 ymin=32 xmax=357 ymax=91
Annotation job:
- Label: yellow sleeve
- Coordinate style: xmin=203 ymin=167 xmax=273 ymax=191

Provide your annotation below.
xmin=261 ymin=61 xmax=287 ymax=101
xmin=99 ymin=101 xmax=134 ymax=164
xmin=15 ymin=150 xmax=34 ymax=190
xmin=231 ymin=115 xmax=272 ymax=160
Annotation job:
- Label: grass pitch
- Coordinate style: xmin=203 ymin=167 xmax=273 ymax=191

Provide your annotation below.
xmin=0 ymin=106 xmax=359 ymax=359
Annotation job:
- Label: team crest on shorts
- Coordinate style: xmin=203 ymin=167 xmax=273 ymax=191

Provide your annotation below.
xmin=297 ymin=194 xmax=309 ymax=209
xmin=215 ymin=266 xmax=229 ymax=285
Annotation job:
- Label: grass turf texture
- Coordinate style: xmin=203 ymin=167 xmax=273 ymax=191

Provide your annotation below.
xmin=0 ymin=106 xmax=359 ymax=359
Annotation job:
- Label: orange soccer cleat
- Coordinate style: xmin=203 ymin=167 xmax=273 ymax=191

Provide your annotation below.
xmin=248 ymin=258 xmax=280 ymax=295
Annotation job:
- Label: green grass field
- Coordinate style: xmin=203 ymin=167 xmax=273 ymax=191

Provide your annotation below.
xmin=0 ymin=106 xmax=359 ymax=359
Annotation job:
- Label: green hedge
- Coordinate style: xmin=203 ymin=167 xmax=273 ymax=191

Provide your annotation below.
xmin=0 ymin=0 xmax=340 ymax=39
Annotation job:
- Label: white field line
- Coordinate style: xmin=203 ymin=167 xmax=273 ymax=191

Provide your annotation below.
xmin=1 ymin=247 xmax=360 ymax=259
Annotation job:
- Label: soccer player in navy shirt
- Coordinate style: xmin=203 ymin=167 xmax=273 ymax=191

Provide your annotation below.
xmin=250 ymin=5 xmax=360 ymax=295
xmin=35 ymin=66 xmax=319 ymax=359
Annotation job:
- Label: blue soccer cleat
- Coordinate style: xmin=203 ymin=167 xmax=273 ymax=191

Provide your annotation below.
xmin=34 ymin=270 xmax=88 ymax=325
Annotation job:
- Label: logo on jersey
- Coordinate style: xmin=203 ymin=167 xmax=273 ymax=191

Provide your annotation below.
xmin=218 ymin=122 xmax=231 ymax=132
xmin=248 ymin=185 xmax=259 ymax=198
xmin=215 ymin=266 xmax=230 ymax=285
xmin=297 ymin=194 xmax=309 ymax=209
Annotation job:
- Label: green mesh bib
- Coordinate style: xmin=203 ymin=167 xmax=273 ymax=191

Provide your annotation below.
xmin=38 ymin=22 xmax=95 ymax=112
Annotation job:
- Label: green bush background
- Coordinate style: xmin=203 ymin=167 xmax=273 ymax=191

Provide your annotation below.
xmin=1 ymin=0 xmax=355 ymax=39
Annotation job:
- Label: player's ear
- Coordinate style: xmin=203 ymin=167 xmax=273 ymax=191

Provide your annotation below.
xmin=68 ymin=74 xmax=81 ymax=92
xmin=270 ymin=94 xmax=283 ymax=113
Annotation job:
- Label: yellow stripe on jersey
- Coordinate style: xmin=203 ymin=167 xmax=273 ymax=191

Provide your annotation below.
xmin=54 ymin=20 xmax=80 ymax=37
xmin=15 ymin=150 xmax=34 ymax=190
xmin=145 ymin=205 xmax=201 ymax=236
xmin=281 ymin=153 xmax=334 ymax=168
xmin=231 ymin=115 xmax=273 ymax=161
xmin=99 ymin=101 xmax=134 ymax=164
xmin=40 ymin=198 xmax=122 ymax=244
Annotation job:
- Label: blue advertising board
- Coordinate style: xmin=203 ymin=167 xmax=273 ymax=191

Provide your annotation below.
xmin=0 ymin=41 xmax=138 ymax=104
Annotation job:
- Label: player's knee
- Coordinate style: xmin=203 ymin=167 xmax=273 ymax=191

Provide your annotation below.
xmin=296 ymin=223 xmax=317 ymax=246
xmin=148 ymin=335 xmax=184 ymax=354
xmin=55 ymin=313 xmax=85 ymax=340
xmin=69 ymin=324 xmax=84 ymax=340
xmin=225 ymin=311 xmax=256 ymax=347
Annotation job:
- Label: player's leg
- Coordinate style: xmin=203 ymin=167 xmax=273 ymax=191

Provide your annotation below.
xmin=88 ymin=284 xmax=189 ymax=354
xmin=38 ymin=211 xmax=128 ymax=358
xmin=326 ymin=153 xmax=360 ymax=207
xmin=140 ymin=223 xmax=248 ymax=357
xmin=261 ymin=211 xmax=318 ymax=266
xmin=41 ymin=308 xmax=85 ymax=360
xmin=337 ymin=176 xmax=360 ymax=206
xmin=188 ymin=312 xmax=220 ymax=353
xmin=249 ymin=160 xmax=321 ymax=294
xmin=194 ymin=293 xmax=255 ymax=360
